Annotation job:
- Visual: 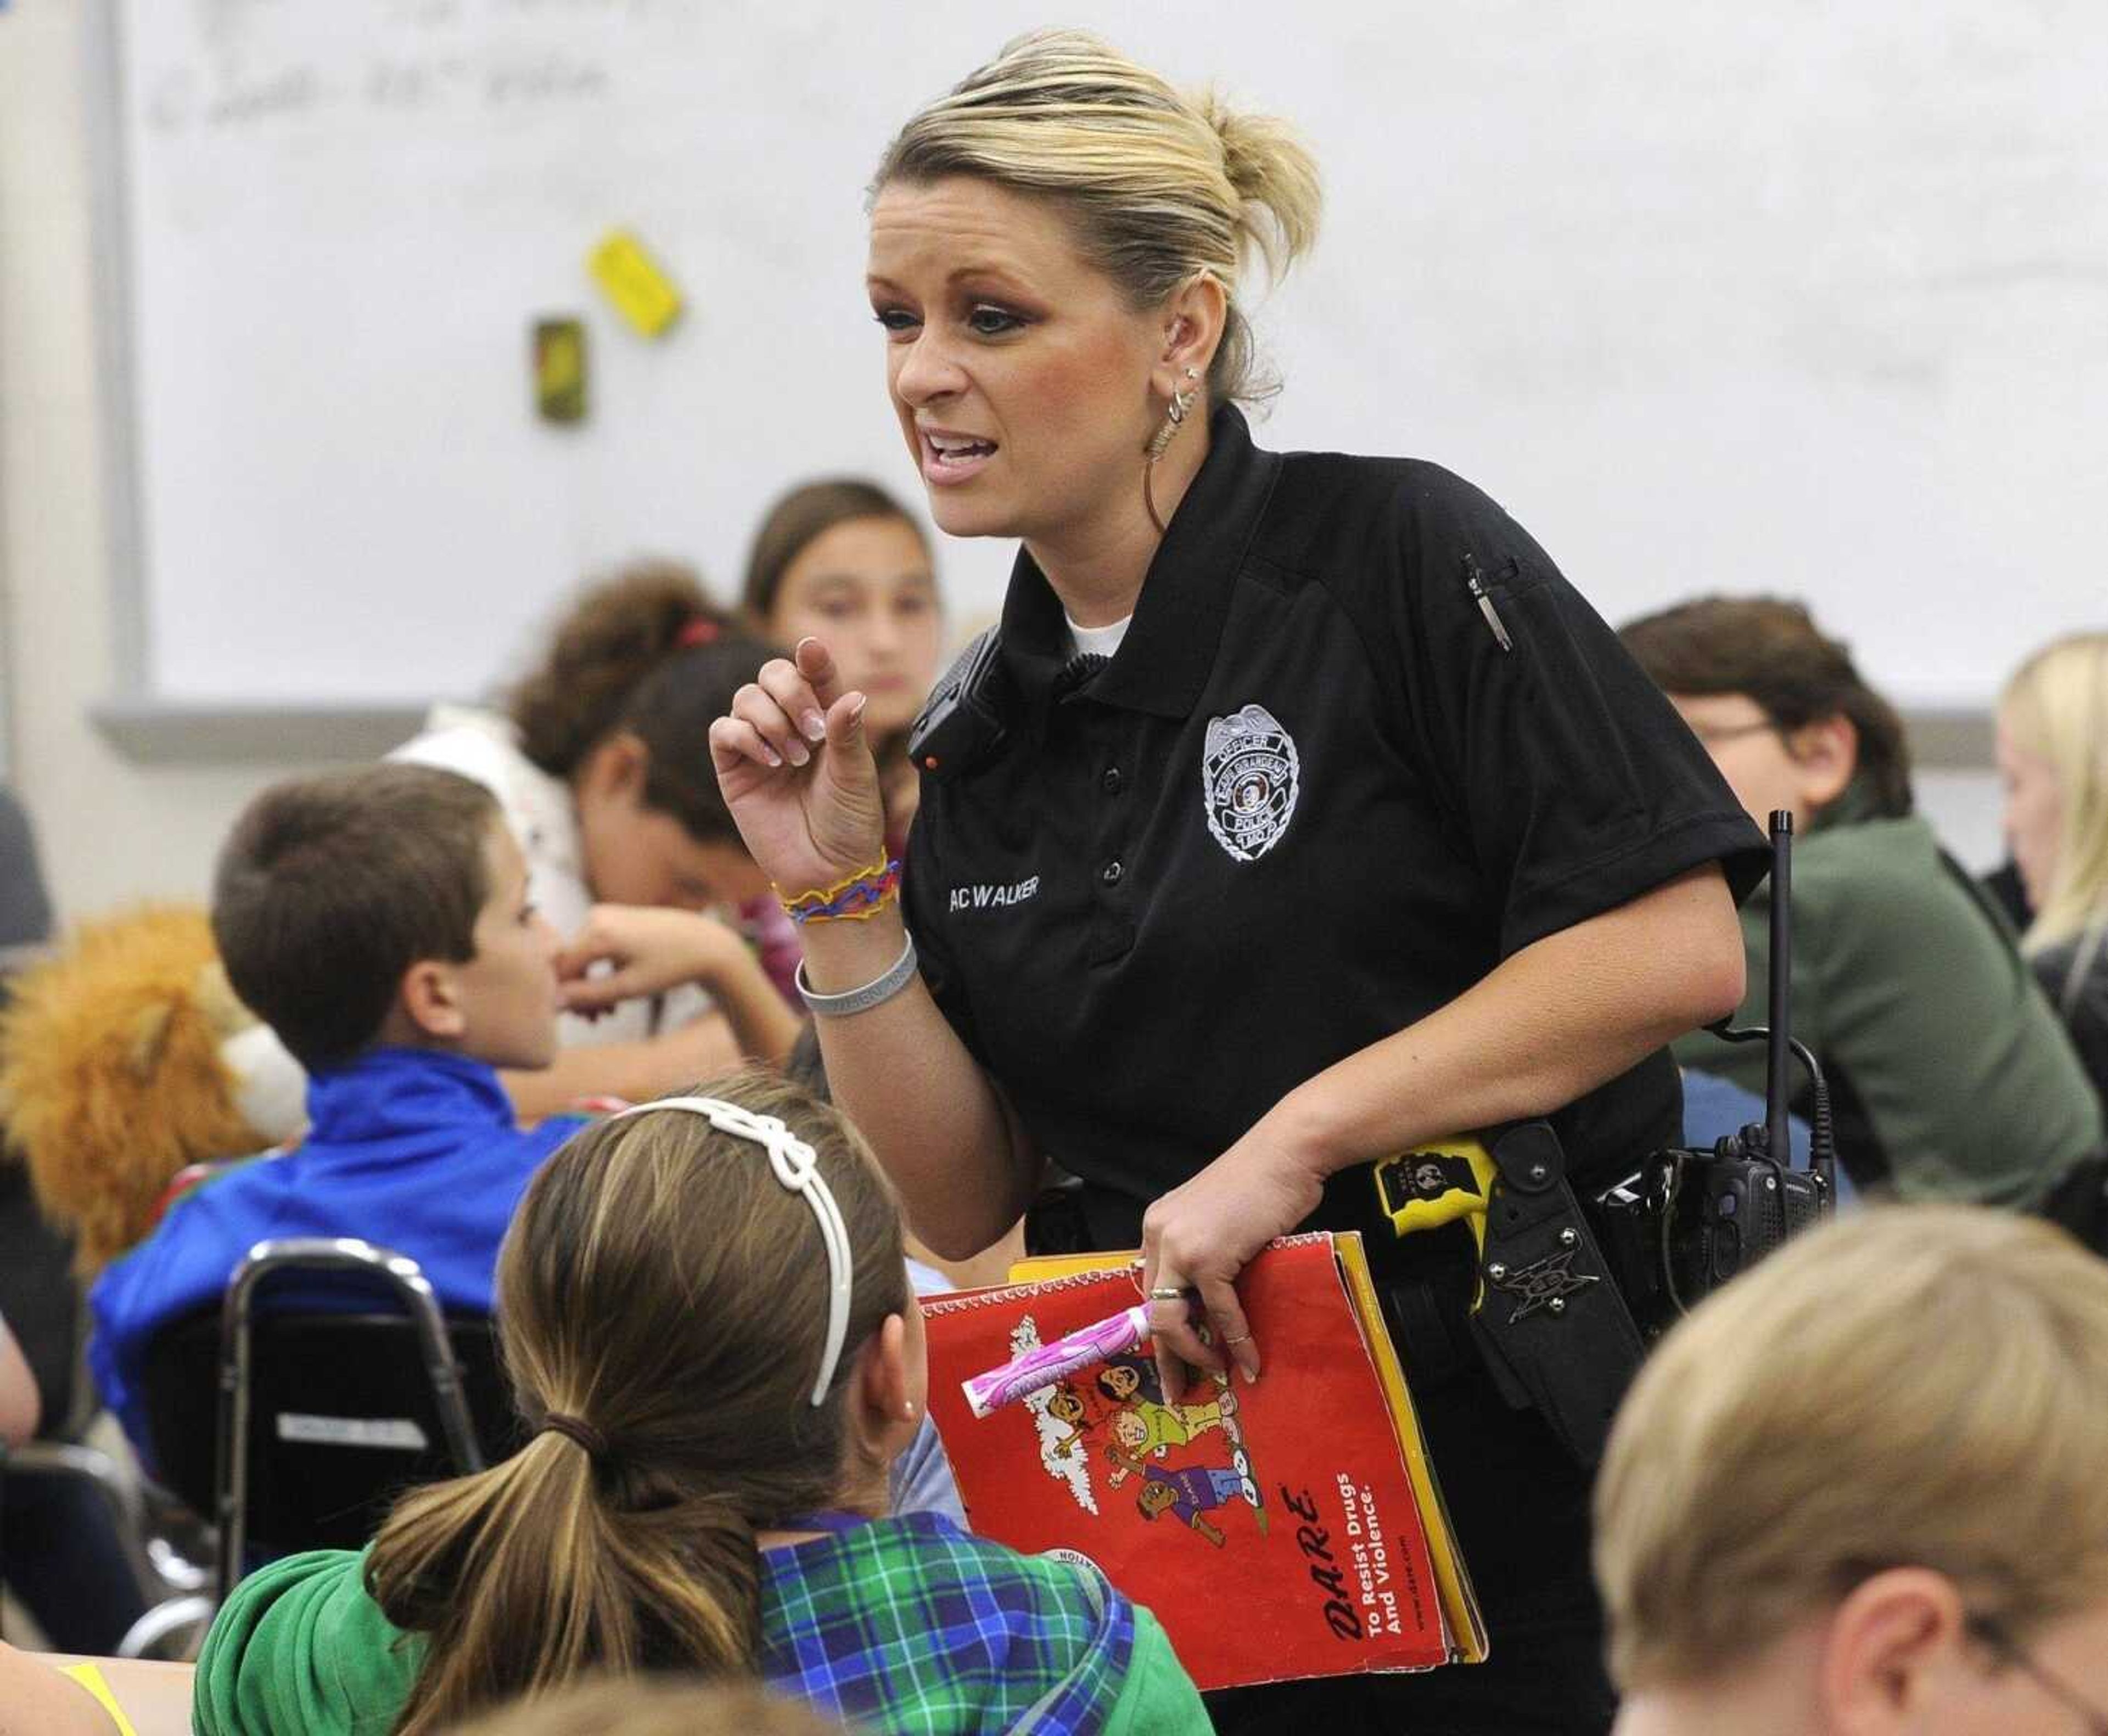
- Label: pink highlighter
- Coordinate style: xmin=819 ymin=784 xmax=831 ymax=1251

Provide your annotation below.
xmin=962 ymin=1303 xmax=1152 ymax=1418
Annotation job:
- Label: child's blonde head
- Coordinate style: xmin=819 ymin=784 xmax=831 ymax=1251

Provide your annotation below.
xmin=1596 ymin=1206 xmax=2108 ymax=1691
xmin=2000 ymin=631 xmax=2108 ymax=950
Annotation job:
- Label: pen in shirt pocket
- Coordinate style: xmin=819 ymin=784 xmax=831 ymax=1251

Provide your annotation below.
xmin=1463 ymin=553 xmax=1514 ymax=653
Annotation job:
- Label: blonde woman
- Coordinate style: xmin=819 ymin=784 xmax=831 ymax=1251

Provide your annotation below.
xmin=702 ymin=28 xmax=1767 ymax=1733
xmin=1597 ymin=1206 xmax=2108 ymax=1734
xmin=1999 ymin=631 xmax=2108 ymax=1106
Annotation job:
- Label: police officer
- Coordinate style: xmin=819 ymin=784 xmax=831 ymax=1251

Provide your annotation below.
xmin=711 ymin=30 xmax=1766 ymax=1734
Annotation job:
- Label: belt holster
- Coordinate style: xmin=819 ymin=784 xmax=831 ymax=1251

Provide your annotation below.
xmin=1467 ymin=1122 xmax=1647 ymax=1465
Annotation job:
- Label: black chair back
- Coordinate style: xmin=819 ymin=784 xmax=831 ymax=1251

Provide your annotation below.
xmin=140 ymin=1240 xmax=518 ymax=1586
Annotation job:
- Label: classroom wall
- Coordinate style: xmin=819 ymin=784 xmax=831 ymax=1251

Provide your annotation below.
xmin=0 ymin=1 xmax=2014 ymax=928
xmin=0 ymin=1 xmax=336 ymax=922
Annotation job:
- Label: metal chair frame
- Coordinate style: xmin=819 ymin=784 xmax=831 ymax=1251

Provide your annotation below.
xmin=214 ymin=1237 xmax=485 ymax=1594
xmin=1 ymin=1439 xmax=211 ymax=1658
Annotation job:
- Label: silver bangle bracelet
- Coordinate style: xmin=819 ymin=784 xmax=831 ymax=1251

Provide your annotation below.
xmin=795 ymin=933 xmax=919 ymax=1019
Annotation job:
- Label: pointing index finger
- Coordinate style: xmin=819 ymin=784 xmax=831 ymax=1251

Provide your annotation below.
xmin=795 ymin=637 xmax=845 ymax=709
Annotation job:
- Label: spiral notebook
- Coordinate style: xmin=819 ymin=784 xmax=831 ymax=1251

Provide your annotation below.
xmin=920 ymin=1232 xmax=1486 ymax=1692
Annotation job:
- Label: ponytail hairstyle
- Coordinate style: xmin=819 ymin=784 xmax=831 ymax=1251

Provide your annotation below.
xmin=507 ymin=561 xmax=784 ymax=845
xmin=2000 ymin=631 xmax=2108 ymax=953
xmin=364 ymin=1067 xmax=911 ymax=1735
xmin=871 ymin=29 xmax=1322 ymax=407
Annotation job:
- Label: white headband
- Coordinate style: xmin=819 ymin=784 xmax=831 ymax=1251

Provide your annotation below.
xmin=612 ymin=1095 xmax=854 ymax=1407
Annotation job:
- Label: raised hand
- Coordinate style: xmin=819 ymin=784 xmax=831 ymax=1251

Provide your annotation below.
xmin=709 ymin=637 xmax=890 ymax=898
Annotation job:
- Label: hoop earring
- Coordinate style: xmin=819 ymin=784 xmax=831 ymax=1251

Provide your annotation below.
xmin=1142 ymin=366 xmax=1201 ymax=535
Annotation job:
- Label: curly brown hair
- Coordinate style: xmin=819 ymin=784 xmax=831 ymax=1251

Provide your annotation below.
xmin=508 ymin=561 xmax=782 ymax=845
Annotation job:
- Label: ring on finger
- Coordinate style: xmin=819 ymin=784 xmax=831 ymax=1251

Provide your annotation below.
xmin=1148 ymin=1285 xmax=1188 ymax=1302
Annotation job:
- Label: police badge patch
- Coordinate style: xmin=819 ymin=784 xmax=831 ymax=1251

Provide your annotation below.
xmin=1201 ymin=704 xmax=1300 ymax=862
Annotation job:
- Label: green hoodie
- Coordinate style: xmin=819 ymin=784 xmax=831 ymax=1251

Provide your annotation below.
xmin=193 ymin=1518 xmax=1213 ymax=1736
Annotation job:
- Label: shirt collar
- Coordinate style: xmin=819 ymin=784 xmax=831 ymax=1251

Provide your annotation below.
xmin=304 ymin=1047 xmax=520 ymax=1145
xmin=1809 ymin=773 xmax=1902 ymax=834
xmin=997 ymin=403 xmax=1282 ymax=722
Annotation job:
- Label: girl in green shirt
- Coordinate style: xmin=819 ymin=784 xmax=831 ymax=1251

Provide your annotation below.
xmin=192 ymin=1068 xmax=1208 ymax=1736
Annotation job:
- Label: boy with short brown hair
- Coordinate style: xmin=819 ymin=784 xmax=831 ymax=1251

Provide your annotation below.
xmin=90 ymin=765 xmax=579 ymax=1462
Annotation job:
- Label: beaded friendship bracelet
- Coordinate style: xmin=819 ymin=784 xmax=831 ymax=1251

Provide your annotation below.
xmin=777 ymin=856 xmax=902 ymax=926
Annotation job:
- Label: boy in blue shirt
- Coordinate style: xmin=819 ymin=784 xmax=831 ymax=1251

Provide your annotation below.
xmin=90 ymin=765 xmax=578 ymax=1464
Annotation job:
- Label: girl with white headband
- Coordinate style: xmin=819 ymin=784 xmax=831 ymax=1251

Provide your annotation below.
xmin=189 ymin=1067 xmax=1209 ymax=1736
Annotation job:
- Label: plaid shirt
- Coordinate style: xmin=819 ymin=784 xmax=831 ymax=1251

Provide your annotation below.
xmin=763 ymin=1513 xmax=1141 ymax=1734
xmin=194 ymin=1517 xmax=1205 ymax=1736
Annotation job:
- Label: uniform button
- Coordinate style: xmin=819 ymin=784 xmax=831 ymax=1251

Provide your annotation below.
xmin=1101 ymin=859 xmax=1124 ymax=886
xmin=1101 ymin=767 xmax=1123 ymax=795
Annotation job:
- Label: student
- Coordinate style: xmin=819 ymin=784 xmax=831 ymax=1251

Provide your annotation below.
xmin=0 ymin=804 xmax=158 ymax=1656
xmin=0 ymin=1310 xmax=38 ymax=1445
xmin=1621 ymin=597 xmax=2104 ymax=1203
xmin=191 ymin=1070 xmax=1209 ymax=1736
xmin=742 ymin=480 xmax=946 ymax=839
xmin=87 ymin=765 xmax=582 ymax=1462
xmin=733 ymin=482 xmax=950 ymax=1008
xmin=395 ymin=564 xmax=798 ymax=1115
xmin=1998 ymin=631 xmax=2108 ymax=1107
xmin=1596 ymin=1205 xmax=2108 ymax=1734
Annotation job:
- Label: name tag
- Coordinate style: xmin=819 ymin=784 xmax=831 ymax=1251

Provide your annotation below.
xmin=949 ymin=875 xmax=1041 ymax=914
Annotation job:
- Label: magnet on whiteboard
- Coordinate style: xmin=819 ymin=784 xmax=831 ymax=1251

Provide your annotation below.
xmin=533 ymin=317 xmax=588 ymax=423
xmin=588 ymin=229 xmax=682 ymax=338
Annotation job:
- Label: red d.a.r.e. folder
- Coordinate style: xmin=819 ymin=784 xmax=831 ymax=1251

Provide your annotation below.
xmin=920 ymin=1232 xmax=1487 ymax=1693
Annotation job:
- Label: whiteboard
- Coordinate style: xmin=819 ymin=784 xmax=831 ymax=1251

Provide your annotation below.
xmin=105 ymin=0 xmax=2108 ymax=716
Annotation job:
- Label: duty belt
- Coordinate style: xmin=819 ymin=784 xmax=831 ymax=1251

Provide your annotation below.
xmin=1371 ymin=1122 xmax=1646 ymax=1465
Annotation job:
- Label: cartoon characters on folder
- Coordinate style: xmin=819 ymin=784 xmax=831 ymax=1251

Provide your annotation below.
xmin=1129 ymin=1461 xmax=1251 ymax=1547
xmin=1027 ymin=1341 xmax=1266 ymax=1549
xmin=1105 ymin=1390 xmax=1232 ymax=1464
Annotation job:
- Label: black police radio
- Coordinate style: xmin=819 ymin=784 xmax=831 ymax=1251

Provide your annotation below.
xmin=906 ymin=627 xmax=1011 ymax=783
xmin=1594 ymin=810 xmax=1837 ymax=1327
xmin=1361 ymin=813 xmax=1835 ymax=1463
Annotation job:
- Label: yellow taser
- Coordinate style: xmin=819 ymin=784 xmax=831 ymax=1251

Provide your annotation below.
xmin=1372 ymin=1138 xmax=1499 ymax=1306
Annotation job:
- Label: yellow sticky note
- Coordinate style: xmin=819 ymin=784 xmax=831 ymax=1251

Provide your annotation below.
xmin=588 ymin=229 xmax=682 ymax=337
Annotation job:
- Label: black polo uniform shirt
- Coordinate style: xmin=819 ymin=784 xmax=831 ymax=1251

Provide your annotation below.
xmin=905 ymin=407 xmax=1764 ymax=1719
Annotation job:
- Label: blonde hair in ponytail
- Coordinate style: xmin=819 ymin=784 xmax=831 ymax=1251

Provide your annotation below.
xmin=2001 ymin=631 xmax=2108 ymax=953
xmin=872 ymin=29 xmax=1322 ymax=405
xmin=364 ymin=1068 xmax=910 ymax=1736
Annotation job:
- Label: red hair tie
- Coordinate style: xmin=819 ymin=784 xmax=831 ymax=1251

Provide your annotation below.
xmin=676 ymin=617 xmax=720 ymax=649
